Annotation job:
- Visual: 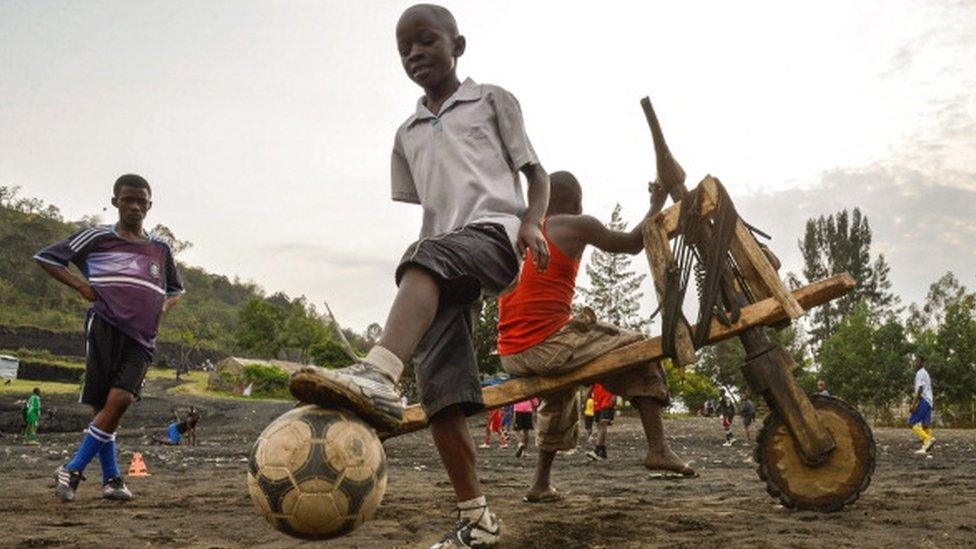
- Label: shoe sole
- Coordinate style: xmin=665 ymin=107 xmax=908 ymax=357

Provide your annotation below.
xmin=290 ymin=370 xmax=402 ymax=432
xmin=55 ymin=486 xmax=75 ymax=502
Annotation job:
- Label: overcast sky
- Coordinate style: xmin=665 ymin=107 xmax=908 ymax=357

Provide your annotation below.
xmin=2 ymin=1 xmax=974 ymax=330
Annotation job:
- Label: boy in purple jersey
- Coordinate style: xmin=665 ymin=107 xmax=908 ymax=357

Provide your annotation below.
xmin=34 ymin=174 xmax=184 ymax=502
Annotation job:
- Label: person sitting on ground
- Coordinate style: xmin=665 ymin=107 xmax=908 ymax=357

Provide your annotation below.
xmin=23 ymin=387 xmax=42 ymax=445
xmin=718 ymin=391 xmax=736 ymax=446
xmin=154 ymin=406 xmax=200 ymax=446
xmin=287 ymin=6 xmax=551 ymax=544
xmin=35 ymin=173 xmax=184 ymax=502
xmin=513 ymin=398 xmax=538 ymax=458
xmin=496 ymin=171 xmax=695 ymax=503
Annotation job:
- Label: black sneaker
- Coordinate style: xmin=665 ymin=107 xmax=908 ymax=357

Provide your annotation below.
xmin=102 ymin=476 xmax=133 ymax=501
xmin=515 ymin=443 xmax=526 ymax=458
xmin=289 ymin=362 xmax=403 ymax=431
xmin=430 ymin=507 xmax=501 ymax=548
xmin=54 ymin=465 xmax=84 ymax=502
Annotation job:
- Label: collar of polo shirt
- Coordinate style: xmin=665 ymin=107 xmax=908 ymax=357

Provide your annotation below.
xmin=409 ymin=77 xmax=482 ymax=124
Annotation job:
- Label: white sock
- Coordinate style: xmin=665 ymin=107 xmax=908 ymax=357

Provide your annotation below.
xmin=365 ymin=345 xmax=403 ymax=381
xmin=458 ymin=495 xmax=488 ymax=523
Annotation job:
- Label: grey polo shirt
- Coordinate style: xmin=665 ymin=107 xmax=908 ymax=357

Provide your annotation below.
xmin=391 ymin=78 xmax=539 ymax=248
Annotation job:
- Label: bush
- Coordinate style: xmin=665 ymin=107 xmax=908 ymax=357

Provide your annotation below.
xmin=309 ymin=339 xmax=356 ymax=369
xmin=666 ymin=362 xmax=719 ymax=414
xmin=242 ymin=363 xmax=290 ymax=398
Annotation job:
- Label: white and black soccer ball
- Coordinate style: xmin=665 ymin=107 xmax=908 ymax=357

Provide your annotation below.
xmin=247 ymin=405 xmax=388 ymax=540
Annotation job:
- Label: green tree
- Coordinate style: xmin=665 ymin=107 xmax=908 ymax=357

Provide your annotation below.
xmin=149 ymin=224 xmax=193 ymax=256
xmin=473 ymin=299 xmax=500 ymax=376
xmin=798 ymin=208 xmax=899 ymax=351
xmin=666 ymin=363 xmax=719 ymax=414
xmin=310 ymin=339 xmax=356 ymax=369
xmin=906 ymin=272 xmax=976 ymax=425
xmin=236 ymin=299 xmax=286 ymax=357
xmin=818 ymin=303 xmax=911 ymax=415
xmin=578 ymin=204 xmax=648 ymax=331
xmin=281 ymin=298 xmax=329 ymax=363
xmin=696 ymin=339 xmax=745 ymax=396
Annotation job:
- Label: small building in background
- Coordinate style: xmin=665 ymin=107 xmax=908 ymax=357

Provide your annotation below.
xmin=0 ymin=354 xmax=19 ymax=380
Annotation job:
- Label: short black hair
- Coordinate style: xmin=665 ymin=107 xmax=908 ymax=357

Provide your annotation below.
xmin=401 ymin=4 xmax=459 ymax=37
xmin=550 ymin=170 xmax=582 ymax=204
xmin=113 ymin=174 xmax=151 ymax=197
xmin=33 ymin=387 xmax=40 ymax=394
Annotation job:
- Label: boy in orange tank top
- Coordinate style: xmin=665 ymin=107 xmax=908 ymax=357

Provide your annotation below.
xmin=498 ymin=171 xmax=695 ymax=503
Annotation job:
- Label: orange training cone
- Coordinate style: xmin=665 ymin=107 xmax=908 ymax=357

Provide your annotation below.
xmin=127 ymin=452 xmax=151 ymax=477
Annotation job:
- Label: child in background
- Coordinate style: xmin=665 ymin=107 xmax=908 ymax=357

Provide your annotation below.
xmin=586 ymin=383 xmax=615 ymax=461
xmin=909 ymin=357 xmax=935 ymax=454
xmin=23 ymin=388 xmax=42 ymax=445
xmin=718 ymin=391 xmax=736 ymax=446
xmin=500 ymin=404 xmax=514 ymax=441
xmin=740 ymin=393 xmax=756 ymax=442
xmin=582 ymin=391 xmax=595 ymax=445
xmin=479 ymin=408 xmax=508 ymax=449
xmin=513 ymin=398 xmax=538 ymax=457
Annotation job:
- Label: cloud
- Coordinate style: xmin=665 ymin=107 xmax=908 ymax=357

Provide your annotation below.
xmin=252 ymin=241 xmax=393 ymax=274
xmin=731 ymin=162 xmax=976 ymax=310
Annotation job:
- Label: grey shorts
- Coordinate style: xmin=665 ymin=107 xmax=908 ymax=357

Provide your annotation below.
xmin=396 ymin=223 xmax=519 ymax=419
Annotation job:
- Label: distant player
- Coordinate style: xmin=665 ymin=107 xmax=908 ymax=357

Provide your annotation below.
xmin=153 ymin=407 xmax=200 ymax=446
xmin=500 ymin=404 xmax=514 ymax=440
xmin=35 ymin=174 xmax=184 ymax=502
xmin=23 ymin=387 xmax=42 ymax=445
xmin=718 ymin=391 xmax=736 ymax=446
xmin=909 ymin=357 xmax=935 ymax=454
xmin=586 ymin=383 xmax=615 ymax=461
xmin=582 ymin=392 xmax=596 ymax=445
xmin=740 ymin=392 xmax=756 ymax=442
xmin=479 ymin=408 xmax=508 ymax=449
xmin=513 ymin=398 xmax=538 ymax=458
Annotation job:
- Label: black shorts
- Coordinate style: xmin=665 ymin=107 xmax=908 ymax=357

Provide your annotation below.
xmin=514 ymin=411 xmax=533 ymax=431
xmin=82 ymin=313 xmax=151 ymax=409
xmin=397 ymin=223 xmax=519 ymax=420
xmin=596 ymin=408 xmax=616 ymax=423
xmin=743 ymin=414 xmax=755 ymax=427
xmin=584 ymin=414 xmax=594 ymax=431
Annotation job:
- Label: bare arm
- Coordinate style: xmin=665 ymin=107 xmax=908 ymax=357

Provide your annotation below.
xmin=570 ymin=182 xmax=670 ymax=255
xmin=36 ymin=261 xmax=98 ymax=302
xmin=517 ymin=163 xmax=551 ymax=271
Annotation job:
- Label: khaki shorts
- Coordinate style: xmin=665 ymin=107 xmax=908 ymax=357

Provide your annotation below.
xmin=500 ymin=318 xmax=669 ymax=452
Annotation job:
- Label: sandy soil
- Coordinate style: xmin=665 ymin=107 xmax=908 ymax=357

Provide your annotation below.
xmin=1 ymin=379 xmax=975 ymax=548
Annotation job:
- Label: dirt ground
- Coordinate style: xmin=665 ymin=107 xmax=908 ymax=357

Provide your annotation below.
xmin=1 ymin=379 xmax=975 ymax=548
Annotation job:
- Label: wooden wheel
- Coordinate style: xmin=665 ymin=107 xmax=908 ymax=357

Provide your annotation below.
xmin=754 ymin=395 xmax=875 ymax=512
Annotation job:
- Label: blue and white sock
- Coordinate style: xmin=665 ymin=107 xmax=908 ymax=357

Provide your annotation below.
xmin=65 ymin=423 xmax=112 ymax=473
xmin=98 ymin=432 xmax=120 ymax=483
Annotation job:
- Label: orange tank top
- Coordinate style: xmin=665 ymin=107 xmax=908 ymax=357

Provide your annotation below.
xmin=498 ymin=226 xmax=580 ymax=355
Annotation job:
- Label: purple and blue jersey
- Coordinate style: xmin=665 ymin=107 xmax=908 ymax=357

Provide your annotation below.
xmin=34 ymin=225 xmax=184 ymax=354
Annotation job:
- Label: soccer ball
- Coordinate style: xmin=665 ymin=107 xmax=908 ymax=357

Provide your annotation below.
xmin=247 ymin=405 xmax=388 ymax=540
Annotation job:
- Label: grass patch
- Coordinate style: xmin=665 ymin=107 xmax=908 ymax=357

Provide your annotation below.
xmin=1 ymin=348 xmax=84 ymax=369
xmin=168 ymin=371 xmax=291 ymax=402
xmin=0 ymin=378 xmax=80 ymax=396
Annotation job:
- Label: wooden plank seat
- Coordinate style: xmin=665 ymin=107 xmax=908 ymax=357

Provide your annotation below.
xmin=381 ymin=273 xmax=853 ymax=439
